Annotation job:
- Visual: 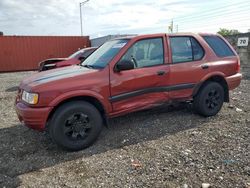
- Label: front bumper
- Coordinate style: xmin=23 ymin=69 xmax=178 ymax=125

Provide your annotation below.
xmin=226 ymin=73 xmax=242 ymax=90
xmin=15 ymin=102 xmax=52 ymax=131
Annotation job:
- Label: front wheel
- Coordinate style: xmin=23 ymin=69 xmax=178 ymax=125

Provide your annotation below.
xmin=49 ymin=101 xmax=103 ymax=151
xmin=194 ymin=82 xmax=224 ymax=117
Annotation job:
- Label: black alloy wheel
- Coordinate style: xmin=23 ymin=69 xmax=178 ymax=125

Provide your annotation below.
xmin=49 ymin=101 xmax=103 ymax=151
xmin=205 ymin=89 xmax=221 ymax=110
xmin=63 ymin=113 xmax=91 ymax=141
xmin=194 ymin=82 xmax=224 ymax=117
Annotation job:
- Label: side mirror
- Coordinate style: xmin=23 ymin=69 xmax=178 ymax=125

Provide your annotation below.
xmin=115 ymin=59 xmax=134 ymax=72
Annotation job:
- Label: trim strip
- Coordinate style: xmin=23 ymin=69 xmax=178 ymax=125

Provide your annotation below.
xmin=109 ymin=83 xmax=195 ymax=102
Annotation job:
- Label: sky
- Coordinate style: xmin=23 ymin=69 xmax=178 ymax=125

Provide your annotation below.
xmin=0 ymin=0 xmax=250 ymax=38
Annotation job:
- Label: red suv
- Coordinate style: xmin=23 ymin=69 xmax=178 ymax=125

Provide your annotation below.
xmin=38 ymin=47 xmax=97 ymax=71
xmin=16 ymin=33 xmax=242 ymax=150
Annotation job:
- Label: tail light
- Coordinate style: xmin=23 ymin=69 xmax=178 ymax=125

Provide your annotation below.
xmin=236 ymin=56 xmax=240 ymax=73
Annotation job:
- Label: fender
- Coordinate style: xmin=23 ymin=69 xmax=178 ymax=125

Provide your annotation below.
xmin=201 ymin=71 xmax=226 ymax=82
xmin=193 ymin=71 xmax=227 ymax=96
xmin=48 ymin=89 xmax=112 ymax=113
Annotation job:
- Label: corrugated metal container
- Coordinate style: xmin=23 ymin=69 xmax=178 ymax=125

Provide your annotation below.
xmin=0 ymin=36 xmax=90 ymax=72
xmin=91 ymin=34 xmax=135 ymax=47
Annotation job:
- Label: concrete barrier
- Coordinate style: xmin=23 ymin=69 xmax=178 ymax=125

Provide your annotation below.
xmin=224 ymin=33 xmax=250 ymax=79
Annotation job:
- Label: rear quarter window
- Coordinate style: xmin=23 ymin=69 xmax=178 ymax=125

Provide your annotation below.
xmin=203 ymin=36 xmax=235 ymax=57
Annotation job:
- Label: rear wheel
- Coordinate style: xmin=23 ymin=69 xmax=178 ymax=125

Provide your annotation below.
xmin=49 ymin=101 xmax=103 ymax=151
xmin=194 ymin=82 xmax=224 ymax=117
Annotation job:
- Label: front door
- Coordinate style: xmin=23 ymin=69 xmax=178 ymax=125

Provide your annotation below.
xmin=109 ymin=37 xmax=170 ymax=114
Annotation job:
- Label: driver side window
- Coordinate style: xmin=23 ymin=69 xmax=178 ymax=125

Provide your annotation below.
xmin=120 ymin=38 xmax=164 ymax=68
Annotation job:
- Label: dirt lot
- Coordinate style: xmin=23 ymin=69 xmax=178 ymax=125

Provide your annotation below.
xmin=0 ymin=71 xmax=249 ymax=188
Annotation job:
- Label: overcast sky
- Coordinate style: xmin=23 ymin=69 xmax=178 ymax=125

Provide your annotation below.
xmin=0 ymin=0 xmax=250 ymax=38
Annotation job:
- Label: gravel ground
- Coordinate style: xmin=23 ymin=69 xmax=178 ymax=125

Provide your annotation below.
xmin=0 ymin=71 xmax=249 ymax=188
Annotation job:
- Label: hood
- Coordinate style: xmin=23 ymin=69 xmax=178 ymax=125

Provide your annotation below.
xmin=39 ymin=58 xmax=68 ymax=65
xmin=38 ymin=57 xmax=69 ymax=65
xmin=44 ymin=58 xmax=68 ymax=61
xmin=21 ymin=65 xmax=97 ymax=89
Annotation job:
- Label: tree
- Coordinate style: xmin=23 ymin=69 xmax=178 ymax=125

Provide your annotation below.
xmin=217 ymin=28 xmax=240 ymax=36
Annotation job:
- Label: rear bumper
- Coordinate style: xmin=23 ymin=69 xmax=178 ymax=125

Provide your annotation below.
xmin=15 ymin=102 xmax=52 ymax=131
xmin=226 ymin=73 xmax=242 ymax=90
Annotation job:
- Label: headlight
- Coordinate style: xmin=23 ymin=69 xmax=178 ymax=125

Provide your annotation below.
xmin=22 ymin=90 xmax=39 ymax=104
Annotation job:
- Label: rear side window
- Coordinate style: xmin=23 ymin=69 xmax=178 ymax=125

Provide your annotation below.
xmin=170 ymin=37 xmax=204 ymax=63
xmin=191 ymin=37 xmax=204 ymax=60
xmin=203 ymin=36 xmax=235 ymax=57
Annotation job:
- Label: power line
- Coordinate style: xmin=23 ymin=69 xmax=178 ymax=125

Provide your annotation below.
xmin=179 ymin=27 xmax=250 ymax=32
xmin=179 ymin=18 xmax=250 ymax=28
xmin=175 ymin=7 xmax=250 ymax=23
xmin=174 ymin=1 xmax=250 ymax=21
xmin=176 ymin=15 xmax=250 ymax=24
xmin=179 ymin=24 xmax=250 ymax=32
xmin=176 ymin=12 xmax=250 ymax=25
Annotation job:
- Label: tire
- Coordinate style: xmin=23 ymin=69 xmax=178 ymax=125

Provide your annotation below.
xmin=194 ymin=82 xmax=224 ymax=117
xmin=49 ymin=101 xmax=103 ymax=151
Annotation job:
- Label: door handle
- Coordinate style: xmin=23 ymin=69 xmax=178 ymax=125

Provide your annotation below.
xmin=201 ymin=64 xmax=209 ymax=69
xmin=157 ymin=70 xmax=166 ymax=76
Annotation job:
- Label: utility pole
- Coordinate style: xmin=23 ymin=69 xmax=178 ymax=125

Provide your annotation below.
xmin=80 ymin=0 xmax=90 ymax=36
xmin=168 ymin=19 xmax=174 ymax=33
xmin=171 ymin=19 xmax=173 ymax=33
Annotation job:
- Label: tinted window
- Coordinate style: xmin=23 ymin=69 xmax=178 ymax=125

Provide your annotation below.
xmin=191 ymin=37 xmax=204 ymax=60
xmin=203 ymin=36 xmax=235 ymax=57
xmin=69 ymin=49 xmax=95 ymax=59
xmin=120 ymin=38 xmax=164 ymax=68
xmin=170 ymin=37 xmax=204 ymax=63
xmin=81 ymin=49 xmax=95 ymax=58
xmin=68 ymin=50 xmax=82 ymax=59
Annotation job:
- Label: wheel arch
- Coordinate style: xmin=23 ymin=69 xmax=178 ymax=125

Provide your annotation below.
xmin=193 ymin=74 xmax=229 ymax=102
xmin=46 ymin=94 xmax=109 ymax=129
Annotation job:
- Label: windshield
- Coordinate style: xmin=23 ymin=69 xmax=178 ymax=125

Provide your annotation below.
xmin=68 ymin=50 xmax=82 ymax=59
xmin=82 ymin=39 xmax=129 ymax=69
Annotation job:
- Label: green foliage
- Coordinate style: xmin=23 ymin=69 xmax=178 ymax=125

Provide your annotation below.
xmin=217 ymin=28 xmax=240 ymax=36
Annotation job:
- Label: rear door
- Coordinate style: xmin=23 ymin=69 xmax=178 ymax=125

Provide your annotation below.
xmin=109 ymin=36 xmax=170 ymax=113
xmin=168 ymin=35 xmax=208 ymax=99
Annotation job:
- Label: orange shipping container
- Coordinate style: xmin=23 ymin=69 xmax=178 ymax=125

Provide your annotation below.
xmin=0 ymin=36 xmax=90 ymax=72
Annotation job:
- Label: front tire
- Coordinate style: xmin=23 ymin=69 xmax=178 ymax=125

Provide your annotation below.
xmin=194 ymin=82 xmax=224 ymax=117
xmin=49 ymin=101 xmax=103 ymax=151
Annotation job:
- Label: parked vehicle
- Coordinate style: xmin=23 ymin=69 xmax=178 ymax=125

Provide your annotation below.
xmin=16 ymin=33 xmax=242 ymax=151
xmin=38 ymin=47 xmax=97 ymax=71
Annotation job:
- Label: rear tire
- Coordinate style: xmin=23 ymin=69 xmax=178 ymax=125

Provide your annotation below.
xmin=49 ymin=101 xmax=103 ymax=151
xmin=194 ymin=82 xmax=224 ymax=117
